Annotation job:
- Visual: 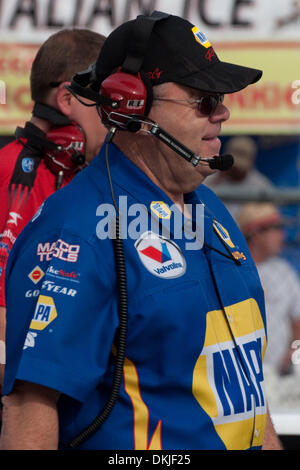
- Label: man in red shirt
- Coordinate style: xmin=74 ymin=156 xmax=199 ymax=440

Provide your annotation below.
xmin=0 ymin=28 xmax=107 ymax=390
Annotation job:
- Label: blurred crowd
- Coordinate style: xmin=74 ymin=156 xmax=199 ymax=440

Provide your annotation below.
xmin=207 ymin=135 xmax=300 ymax=413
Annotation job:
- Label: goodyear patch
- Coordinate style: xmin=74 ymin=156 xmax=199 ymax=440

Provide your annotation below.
xmin=30 ymin=295 xmax=58 ymax=331
xmin=191 ymin=27 xmax=211 ymax=48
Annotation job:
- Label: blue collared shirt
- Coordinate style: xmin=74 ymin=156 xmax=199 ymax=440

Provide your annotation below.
xmin=4 ymin=143 xmax=267 ymax=450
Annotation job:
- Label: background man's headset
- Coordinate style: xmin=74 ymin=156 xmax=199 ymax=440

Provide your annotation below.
xmin=66 ymin=11 xmax=235 ymax=449
xmin=16 ymin=103 xmax=86 ymax=189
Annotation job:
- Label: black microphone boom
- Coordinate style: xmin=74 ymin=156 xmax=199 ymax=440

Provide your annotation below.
xmin=149 ymin=123 xmax=201 ymax=166
xmin=108 ymin=114 xmax=234 ymax=171
xmin=208 ymin=154 xmax=234 ymax=171
xmin=149 ymin=124 xmax=234 ymax=171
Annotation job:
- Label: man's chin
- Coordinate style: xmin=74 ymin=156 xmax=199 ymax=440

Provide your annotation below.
xmin=196 ymin=161 xmax=218 ymax=178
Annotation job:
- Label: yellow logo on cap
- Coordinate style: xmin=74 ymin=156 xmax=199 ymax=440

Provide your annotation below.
xmin=192 ymin=27 xmax=211 ymax=48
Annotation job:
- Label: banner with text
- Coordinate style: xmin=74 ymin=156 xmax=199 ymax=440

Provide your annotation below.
xmin=0 ymin=0 xmax=300 ymax=43
xmin=1 ymin=0 xmax=300 ymax=134
xmin=1 ymin=41 xmax=300 ymax=135
xmin=220 ymin=42 xmax=300 ymax=134
xmin=0 ymin=44 xmax=37 ymax=134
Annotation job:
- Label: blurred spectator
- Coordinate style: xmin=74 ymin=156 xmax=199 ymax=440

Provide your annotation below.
xmin=236 ymin=202 xmax=300 ymax=376
xmin=206 ymin=136 xmax=274 ymax=218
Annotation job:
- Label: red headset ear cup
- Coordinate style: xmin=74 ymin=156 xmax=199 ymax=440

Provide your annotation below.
xmin=99 ymin=69 xmax=153 ymax=128
xmin=44 ymin=123 xmax=86 ymax=173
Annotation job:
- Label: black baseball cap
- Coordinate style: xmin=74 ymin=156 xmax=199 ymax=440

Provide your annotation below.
xmin=94 ymin=11 xmax=262 ymax=95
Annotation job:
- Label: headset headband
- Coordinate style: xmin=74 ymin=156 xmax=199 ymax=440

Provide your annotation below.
xmin=65 ymin=65 xmax=118 ymax=107
xmin=15 ymin=124 xmax=57 ymax=150
xmin=32 ymin=103 xmax=72 ymax=127
xmin=122 ymin=11 xmax=170 ymax=74
xmin=66 ymin=11 xmax=170 ymax=104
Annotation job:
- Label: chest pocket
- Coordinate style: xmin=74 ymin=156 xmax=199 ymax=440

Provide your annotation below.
xmin=125 ymin=239 xmax=221 ymax=381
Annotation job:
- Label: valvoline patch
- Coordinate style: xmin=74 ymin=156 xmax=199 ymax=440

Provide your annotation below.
xmin=135 ymin=231 xmax=186 ymax=279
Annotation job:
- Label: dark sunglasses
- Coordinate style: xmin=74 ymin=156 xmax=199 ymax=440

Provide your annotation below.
xmin=154 ymin=94 xmax=224 ymax=116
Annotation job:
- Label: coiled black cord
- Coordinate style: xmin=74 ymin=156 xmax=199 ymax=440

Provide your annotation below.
xmin=68 ymin=131 xmax=239 ymax=448
xmin=69 ymin=131 xmax=128 ymax=448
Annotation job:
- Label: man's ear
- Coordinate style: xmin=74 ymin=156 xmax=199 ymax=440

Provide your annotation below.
xmin=55 ymin=81 xmax=72 ymax=117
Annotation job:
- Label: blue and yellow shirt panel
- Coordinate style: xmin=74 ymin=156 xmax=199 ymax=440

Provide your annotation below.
xmin=4 ymin=144 xmax=267 ymax=450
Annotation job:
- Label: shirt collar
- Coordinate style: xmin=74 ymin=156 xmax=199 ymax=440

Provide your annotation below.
xmin=92 ymin=142 xmax=207 ymax=241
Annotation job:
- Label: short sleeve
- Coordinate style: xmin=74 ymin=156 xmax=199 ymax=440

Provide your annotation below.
xmin=3 ymin=227 xmax=119 ymax=402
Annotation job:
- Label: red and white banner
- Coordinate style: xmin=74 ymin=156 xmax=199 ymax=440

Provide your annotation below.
xmin=0 ymin=0 xmax=300 ymax=134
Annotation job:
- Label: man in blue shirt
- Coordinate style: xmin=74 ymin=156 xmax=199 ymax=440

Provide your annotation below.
xmin=0 ymin=12 xmax=282 ymax=450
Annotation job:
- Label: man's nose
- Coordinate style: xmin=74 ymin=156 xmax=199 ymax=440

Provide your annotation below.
xmin=209 ymin=102 xmax=230 ymax=123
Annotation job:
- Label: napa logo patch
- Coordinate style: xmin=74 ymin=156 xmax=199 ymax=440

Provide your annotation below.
xmin=29 ymin=295 xmax=57 ymax=331
xmin=150 ymin=201 xmax=171 ymax=220
xmin=192 ymin=299 xmax=267 ymax=449
xmin=135 ymin=231 xmax=186 ymax=279
xmin=191 ymin=27 xmax=211 ymax=48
